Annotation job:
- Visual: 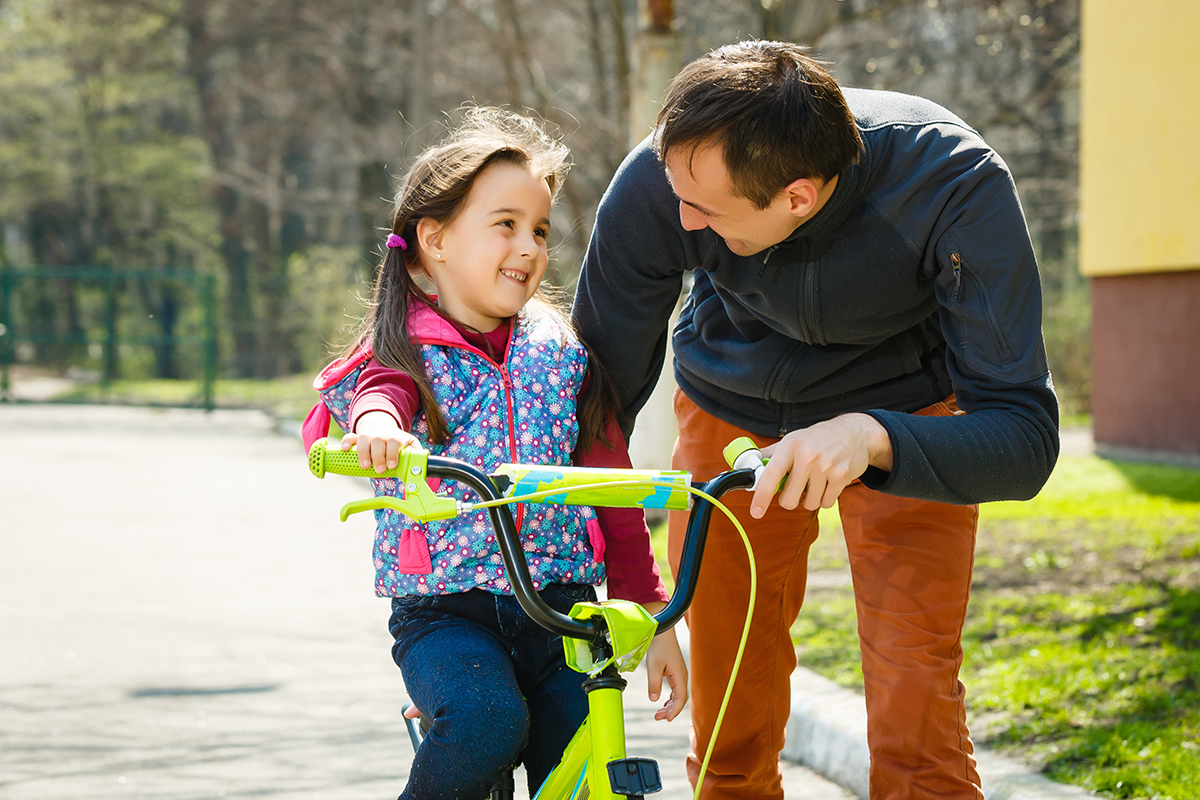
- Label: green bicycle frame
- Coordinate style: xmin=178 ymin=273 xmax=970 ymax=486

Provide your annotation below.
xmin=309 ymin=437 xmax=761 ymax=800
xmin=532 ymin=675 xmax=627 ymax=800
xmin=310 ymin=437 xmax=671 ymax=799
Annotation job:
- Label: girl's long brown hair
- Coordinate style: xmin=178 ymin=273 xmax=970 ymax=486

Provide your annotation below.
xmin=347 ymin=107 xmax=618 ymax=451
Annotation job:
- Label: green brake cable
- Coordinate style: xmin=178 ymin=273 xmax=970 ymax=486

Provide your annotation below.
xmin=469 ymin=479 xmax=757 ymax=800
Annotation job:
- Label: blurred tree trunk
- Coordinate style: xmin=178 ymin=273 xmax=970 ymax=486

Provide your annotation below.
xmin=182 ymin=0 xmax=316 ymax=378
xmin=27 ymin=204 xmax=85 ymax=366
xmin=136 ymin=275 xmax=181 ymax=380
xmin=608 ymin=0 xmax=632 ymax=157
xmin=183 ymin=0 xmax=258 ymax=377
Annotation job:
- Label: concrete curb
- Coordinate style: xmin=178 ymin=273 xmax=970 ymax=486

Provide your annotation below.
xmin=782 ymin=666 xmax=1096 ymax=800
xmin=783 ymin=667 xmax=872 ymax=799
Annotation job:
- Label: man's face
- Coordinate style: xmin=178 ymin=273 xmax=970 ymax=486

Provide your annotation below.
xmin=663 ymin=144 xmax=803 ymax=257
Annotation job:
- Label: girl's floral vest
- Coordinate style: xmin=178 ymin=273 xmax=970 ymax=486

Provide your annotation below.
xmin=309 ymin=303 xmax=606 ymax=598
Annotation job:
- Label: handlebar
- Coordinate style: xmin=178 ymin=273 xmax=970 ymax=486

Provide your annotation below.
xmin=308 ymin=437 xmax=764 ymax=644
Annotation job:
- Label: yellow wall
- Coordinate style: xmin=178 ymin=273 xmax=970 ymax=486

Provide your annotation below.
xmin=1080 ymin=0 xmax=1200 ymax=276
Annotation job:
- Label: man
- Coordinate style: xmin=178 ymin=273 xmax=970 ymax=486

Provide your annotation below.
xmin=572 ymin=41 xmax=1058 ymax=800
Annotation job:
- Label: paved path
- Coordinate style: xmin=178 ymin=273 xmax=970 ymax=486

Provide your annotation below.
xmin=0 ymin=403 xmax=851 ymax=799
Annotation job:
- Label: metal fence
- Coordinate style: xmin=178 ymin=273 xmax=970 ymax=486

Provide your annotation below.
xmin=0 ymin=267 xmax=218 ymax=410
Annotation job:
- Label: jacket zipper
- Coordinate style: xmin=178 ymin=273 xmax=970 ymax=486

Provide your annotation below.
xmin=950 ymin=252 xmax=964 ymax=302
xmin=759 ymin=239 xmax=820 ymax=343
xmin=498 ymin=363 xmax=519 ymax=462
xmin=758 ymin=244 xmax=779 ymax=278
xmin=496 ymin=335 xmax=524 ymax=534
xmin=804 ymin=261 xmax=820 ymax=344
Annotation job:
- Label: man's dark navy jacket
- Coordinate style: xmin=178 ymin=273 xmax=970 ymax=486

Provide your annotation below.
xmin=573 ymin=88 xmax=1059 ymax=505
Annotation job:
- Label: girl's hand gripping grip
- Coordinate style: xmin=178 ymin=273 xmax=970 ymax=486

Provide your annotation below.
xmin=306 ymin=437 xmax=458 ymax=523
xmin=308 ymin=436 xmax=408 ymax=479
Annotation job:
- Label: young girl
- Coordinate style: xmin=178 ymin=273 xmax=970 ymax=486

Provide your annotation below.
xmin=301 ymin=108 xmax=687 ymax=800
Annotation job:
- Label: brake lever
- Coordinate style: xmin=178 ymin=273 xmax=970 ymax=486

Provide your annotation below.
xmin=339 ymin=494 xmax=460 ymax=523
xmin=308 ymin=438 xmax=459 ymax=523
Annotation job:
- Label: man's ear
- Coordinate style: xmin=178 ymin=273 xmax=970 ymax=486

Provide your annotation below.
xmin=783 ymin=178 xmax=821 ymax=219
xmin=416 ymin=217 xmax=444 ymax=259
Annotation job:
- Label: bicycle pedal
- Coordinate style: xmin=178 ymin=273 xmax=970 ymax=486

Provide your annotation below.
xmin=606 ymin=757 xmax=662 ymax=797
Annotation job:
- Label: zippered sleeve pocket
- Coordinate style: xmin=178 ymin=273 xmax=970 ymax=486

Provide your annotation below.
xmin=934 ymin=237 xmax=1035 ymax=378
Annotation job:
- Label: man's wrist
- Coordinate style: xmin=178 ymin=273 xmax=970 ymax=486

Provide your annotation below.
xmin=855 ymin=413 xmax=894 ymax=472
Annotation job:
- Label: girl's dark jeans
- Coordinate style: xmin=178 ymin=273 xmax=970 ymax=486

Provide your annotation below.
xmin=389 ymin=583 xmax=596 ymax=800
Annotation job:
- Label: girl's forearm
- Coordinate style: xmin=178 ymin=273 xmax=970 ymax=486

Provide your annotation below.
xmin=354 ymin=409 xmax=405 ymax=435
xmin=349 ymin=361 xmax=421 ymax=431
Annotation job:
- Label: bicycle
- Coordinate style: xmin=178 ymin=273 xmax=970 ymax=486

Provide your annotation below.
xmin=306 ymin=436 xmax=772 ymax=800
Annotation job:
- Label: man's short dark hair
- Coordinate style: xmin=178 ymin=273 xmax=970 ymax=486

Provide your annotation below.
xmin=654 ymin=40 xmax=864 ymax=209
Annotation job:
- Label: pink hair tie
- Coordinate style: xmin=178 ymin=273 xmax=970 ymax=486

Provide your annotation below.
xmin=386 ymin=233 xmax=407 ymax=250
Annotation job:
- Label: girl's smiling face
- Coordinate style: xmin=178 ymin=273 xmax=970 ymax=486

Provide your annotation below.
xmin=418 ymin=162 xmax=552 ymax=332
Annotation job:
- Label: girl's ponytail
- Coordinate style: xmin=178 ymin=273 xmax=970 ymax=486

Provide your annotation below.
xmin=362 ymin=233 xmax=452 ymax=444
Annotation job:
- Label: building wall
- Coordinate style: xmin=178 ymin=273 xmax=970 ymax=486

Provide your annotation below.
xmin=1079 ymin=0 xmax=1200 ymax=277
xmin=1092 ymin=273 xmax=1200 ymax=455
xmin=1080 ymin=0 xmax=1200 ymax=456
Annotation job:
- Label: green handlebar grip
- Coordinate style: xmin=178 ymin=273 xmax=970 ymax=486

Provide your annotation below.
xmin=307 ymin=437 xmax=407 ymax=479
xmin=723 ymin=436 xmax=765 ymax=469
xmin=722 ymin=436 xmax=789 ymax=493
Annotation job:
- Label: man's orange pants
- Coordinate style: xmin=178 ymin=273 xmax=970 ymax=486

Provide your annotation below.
xmin=667 ymin=391 xmax=983 ymax=800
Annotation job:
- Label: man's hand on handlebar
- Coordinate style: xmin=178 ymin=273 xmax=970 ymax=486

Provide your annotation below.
xmin=340 ymin=410 xmax=422 ymax=474
xmin=752 ymin=413 xmax=893 ymax=516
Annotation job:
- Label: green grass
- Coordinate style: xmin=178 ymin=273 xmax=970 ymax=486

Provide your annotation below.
xmin=790 ymin=454 xmax=1200 ymax=799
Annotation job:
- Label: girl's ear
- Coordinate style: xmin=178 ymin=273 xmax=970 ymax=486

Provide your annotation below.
xmin=416 ymin=217 xmax=444 ymax=261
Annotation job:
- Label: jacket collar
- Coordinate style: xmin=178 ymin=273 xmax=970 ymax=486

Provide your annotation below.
xmin=778 ymin=144 xmax=870 ymax=245
xmin=406 ymin=298 xmax=467 ymax=345
xmin=314 ymin=298 xmax=520 ymax=392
